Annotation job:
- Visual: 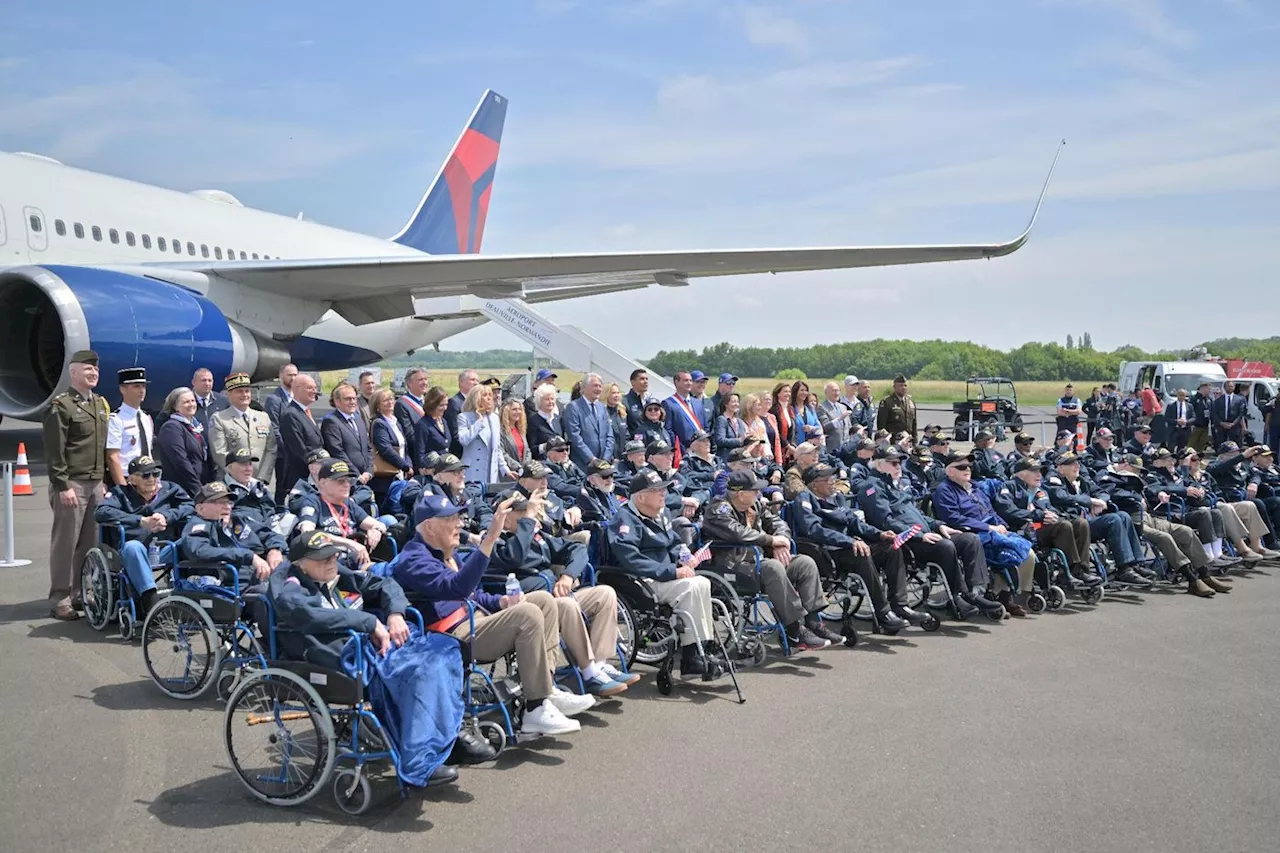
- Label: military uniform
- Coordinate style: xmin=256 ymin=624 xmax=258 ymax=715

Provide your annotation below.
xmin=43 ymin=351 xmax=111 ymax=615
xmin=105 ymin=367 xmax=153 ymax=486
xmin=875 ymin=392 xmax=917 ymax=440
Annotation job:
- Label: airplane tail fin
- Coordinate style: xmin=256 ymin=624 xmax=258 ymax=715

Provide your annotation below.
xmin=391 ymin=90 xmax=507 ymax=255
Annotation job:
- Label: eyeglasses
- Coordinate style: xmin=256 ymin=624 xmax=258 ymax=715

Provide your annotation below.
xmin=138 ymin=471 xmax=160 ymax=479
xmin=950 ymin=464 xmax=972 ymax=471
xmin=883 ymin=460 xmax=902 ymax=467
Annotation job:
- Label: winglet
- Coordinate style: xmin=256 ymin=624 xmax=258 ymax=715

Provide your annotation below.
xmin=391 ymin=90 xmax=507 ymax=255
xmin=985 ymin=139 xmax=1065 ymax=258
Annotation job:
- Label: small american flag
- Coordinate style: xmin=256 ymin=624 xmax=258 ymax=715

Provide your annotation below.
xmin=688 ymin=544 xmax=713 ymax=567
xmin=892 ymin=524 xmax=923 ymax=551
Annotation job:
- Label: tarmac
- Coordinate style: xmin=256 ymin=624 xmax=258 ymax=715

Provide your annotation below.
xmin=1 ymin=412 xmax=1278 ymax=853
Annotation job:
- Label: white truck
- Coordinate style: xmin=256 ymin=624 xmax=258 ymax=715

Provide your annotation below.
xmin=1118 ymin=360 xmax=1279 ymax=441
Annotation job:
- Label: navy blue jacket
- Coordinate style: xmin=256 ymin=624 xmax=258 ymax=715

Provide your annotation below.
xmin=789 ymin=489 xmax=883 ymax=548
xmin=713 ymin=415 xmax=746 ymax=460
xmin=857 ymin=470 xmax=940 ymax=535
xmin=576 ymin=484 xmax=624 ymax=526
xmin=94 ymin=481 xmax=192 ymax=543
xmin=490 ymin=517 xmax=588 ymax=588
xmin=154 ymin=417 xmax=212 ymax=498
xmin=279 ymin=402 xmax=323 ymax=492
xmin=413 ymin=415 xmax=452 ymax=470
xmin=392 ymin=535 xmax=502 ymax=624
xmin=931 ymin=479 xmax=1000 ymax=534
xmin=371 ymin=417 xmax=414 ymax=472
xmin=606 ymin=503 xmax=683 ymax=581
xmin=268 ymin=563 xmax=408 ymax=670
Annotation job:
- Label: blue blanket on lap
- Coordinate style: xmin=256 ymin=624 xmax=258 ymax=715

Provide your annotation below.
xmin=347 ymin=631 xmax=464 ymax=787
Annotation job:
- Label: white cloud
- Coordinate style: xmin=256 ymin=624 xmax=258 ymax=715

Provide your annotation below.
xmin=741 ymin=5 xmax=810 ymax=54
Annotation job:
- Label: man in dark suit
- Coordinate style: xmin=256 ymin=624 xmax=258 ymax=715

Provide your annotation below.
xmin=191 ymin=367 xmax=229 ymax=433
xmin=662 ymin=371 xmax=705 ymax=462
xmin=265 ymin=363 xmax=298 ymax=502
xmin=321 ymin=381 xmax=374 ymax=485
xmin=447 ymin=369 xmax=478 ymax=456
xmin=1164 ymin=389 xmax=1193 ymax=452
xmin=280 ymin=373 xmax=323 ymax=492
xmin=1212 ymin=381 xmax=1248 ymax=447
xmin=624 ymin=368 xmax=649 ymax=437
xmin=563 ymin=372 xmax=615 ymax=468
xmin=394 ymin=367 xmax=430 ymax=470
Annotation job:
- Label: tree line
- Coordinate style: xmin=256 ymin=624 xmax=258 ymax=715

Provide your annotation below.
xmin=381 ymin=337 xmax=1280 ymax=383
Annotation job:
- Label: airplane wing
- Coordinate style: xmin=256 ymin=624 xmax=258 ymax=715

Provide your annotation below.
xmin=136 ymin=143 xmax=1064 ymax=326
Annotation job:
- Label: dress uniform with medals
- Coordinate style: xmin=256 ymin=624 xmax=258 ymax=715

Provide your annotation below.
xmin=105 ymin=367 xmax=153 ymax=487
xmin=209 ymin=372 xmax=278 ymax=485
xmin=43 ymin=349 xmax=111 ymax=619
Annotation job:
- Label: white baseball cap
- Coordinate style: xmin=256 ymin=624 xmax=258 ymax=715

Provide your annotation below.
xmin=843 ymin=375 xmax=860 ymax=386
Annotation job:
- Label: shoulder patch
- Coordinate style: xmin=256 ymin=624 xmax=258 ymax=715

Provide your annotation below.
xmin=715 ymin=503 xmax=732 ymax=515
xmin=999 ymin=488 xmax=1010 ymax=496
xmin=800 ymin=499 xmax=812 ymax=510
xmin=1048 ymin=477 xmax=1062 ymax=485
xmin=189 ymin=523 xmax=206 ymax=534
xmin=300 ymin=506 xmax=316 ymax=517
xmin=617 ymin=524 xmax=629 ymax=535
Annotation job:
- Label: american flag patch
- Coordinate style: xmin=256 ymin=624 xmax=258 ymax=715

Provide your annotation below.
xmin=865 ymin=487 xmax=876 ymax=496
xmin=618 ymin=524 xmax=629 ymax=534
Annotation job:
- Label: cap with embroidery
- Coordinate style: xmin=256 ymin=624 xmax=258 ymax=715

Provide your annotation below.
xmin=690 ymin=429 xmax=711 ymax=443
xmin=1135 ymin=424 xmax=1152 ymax=434
xmin=1216 ymin=441 xmax=1240 ymax=455
xmin=944 ymin=452 xmax=976 ymax=466
xmin=434 ymin=453 xmax=466 ymax=473
xmin=1012 ymin=457 xmax=1040 ymax=473
xmin=628 ymin=469 xmax=665 ymax=493
xmin=289 ymin=530 xmax=343 ymax=561
xmin=413 ymin=493 xmax=465 ymax=525
xmin=520 ymin=460 xmax=549 ymax=479
xmin=1152 ymin=448 xmax=1175 ymax=461
xmin=1014 ymin=432 xmax=1035 ymax=445
xmin=623 ymin=440 xmax=646 ymax=455
xmin=690 ymin=370 xmax=707 ymax=382
xmin=802 ymin=462 xmax=837 ymax=484
xmin=855 ymin=438 xmax=877 ymax=452
xmin=1056 ymin=451 xmax=1080 ymax=465
xmin=726 ymin=469 xmax=768 ymax=491
xmin=196 ymin=481 xmax=234 ymax=502
xmin=306 ymin=447 xmax=331 ymax=464
xmin=1122 ymin=453 xmax=1144 ymax=470
xmin=128 ymin=456 xmax=162 ymax=475
xmin=225 ymin=447 xmax=259 ymax=466
xmin=545 ymin=435 xmax=569 ymax=452
xmin=70 ymin=349 xmax=99 ymax=365
xmin=480 ymin=376 xmax=502 ymax=387
xmin=224 ymin=372 xmax=252 ymax=391
xmin=587 ymin=458 xmax=616 ymax=476
xmin=117 ymin=367 xmax=148 ymax=385
xmin=973 ymin=429 xmax=994 ymax=441
xmin=421 ymin=451 xmax=441 ymax=471
xmin=646 ymin=439 xmax=673 ymax=456
xmin=923 ymin=435 xmax=951 ymax=447
xmin=726 ymin=446 xmax=753 ymax=463
xmin=318 ymin=459 xmax=355 ymax=480
xmin=873 ymin=445 xmax=906 ymax=461
xmin=1095 ymin=427 xmax=1114 ymax=439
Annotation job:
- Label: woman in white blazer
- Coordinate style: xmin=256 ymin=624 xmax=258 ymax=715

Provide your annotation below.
xmin=456 ymin=384 xmax=514 ymax=486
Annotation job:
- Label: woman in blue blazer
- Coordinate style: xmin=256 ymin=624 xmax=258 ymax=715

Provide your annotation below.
xmin=413 ymin=386 xmax=453 ymax=468
xmin=713 ymin=392 xmax=746 ymax=460
xmin=369 ymin=389 xmax=414 ymax=509
xmin=154 ymin=387 xmax=213 ymax=497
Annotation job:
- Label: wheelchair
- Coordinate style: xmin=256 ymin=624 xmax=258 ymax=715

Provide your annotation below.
xmin=223 ymin=606 xmax=448 ymax=815
xmin=897 ymin=545 xmax=1009 ymax=621
xmin=700 ymin=540 xmax=802 ymax=656
xmin=80 ymin=524 xmax=174 ymax=640
xmin=141 ymin=558 xmax=267 ymax=701
xmin=593 ymin=536 xmax=748 ymax=702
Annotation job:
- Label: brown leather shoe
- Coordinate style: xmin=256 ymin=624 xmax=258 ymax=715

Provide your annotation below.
xmin=1187 ymin=578 xmax=1215 ymax=598
xmin=49 ymin=606 xmax=82 ymax=621
xmin=1005 ymin=601 xmax=1028 ymax=617
xmin=1202 ymin=575 xmax=1231 ymax=593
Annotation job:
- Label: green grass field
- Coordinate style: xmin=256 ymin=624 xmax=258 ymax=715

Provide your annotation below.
xmin=321 ymin=369 xmax=1106 ymax=408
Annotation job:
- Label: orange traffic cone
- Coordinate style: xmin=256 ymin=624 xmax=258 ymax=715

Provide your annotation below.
xmin=13 ymin=442 xmax=34 ymax=495
xmin=1075 ymin=421 xmax=1086 ymax=454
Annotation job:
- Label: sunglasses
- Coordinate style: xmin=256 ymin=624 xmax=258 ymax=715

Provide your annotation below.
xmin=950 ymin=463 xmax=972 ymax=471
xmin=137 ymin=471 xmax=161 ymax=479
xmin=883 ymin=460 xmax=902 ymax=467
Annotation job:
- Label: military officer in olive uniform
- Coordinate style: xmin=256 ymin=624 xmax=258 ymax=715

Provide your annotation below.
xmin=43 ymin=349 xmax=111 ymax=619
xmin=876 ymin=374 xmax=918 ymax=441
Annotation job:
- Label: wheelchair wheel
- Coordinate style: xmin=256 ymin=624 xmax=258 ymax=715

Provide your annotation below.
xmin=656 ymin=665 xmax=672 ymax=695
xmin=142 ymin=596 xmax=220 ymax=700
xmin=903 ymin=569 xmax=931 ymax=610
xmin=333 ymin=769 xmax=372 ymax=816
xmin=1027 ymin=593 xmax=1047 ymax=614
xmin=117 ymin=608 xmax=136 ymax=641
xmin=984 ymin=604 xmax=1006 ymax=622
xmin=225 ymin=668 xmax=336 ymax=807
xmin=698 ymin=571 xmax=745 ymax=634
xmin=613 ymin=595 xmax=639 ymax=670
xmin=1045 ymin=585 xmax=1066 ymax=611
xmin=841 ymin=620 xmax=860 ymax=646
xmin=477 ymin=719 xmax=507 ymax=755
xmin=216 ymin=624 xmax=267 ymax=701
xmin=81 ymin=548 xmax=116 ymax=632
xmin=919 ymin=613 xmax=940 ymax=632
xmin=1080 ymin=585 xmax=1104 ymax=605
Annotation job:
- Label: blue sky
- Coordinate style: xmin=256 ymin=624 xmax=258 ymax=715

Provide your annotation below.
xmin=2 ymin=0 xmax=1277 ymax=357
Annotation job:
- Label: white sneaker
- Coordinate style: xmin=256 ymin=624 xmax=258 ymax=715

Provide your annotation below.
xmin=548 ymin=685 xmax=596 ymax=717
xmin=522 ymin=700 xmax=580 ymax=735
xmin=1241 ymin=550 xmax=1264 ymax=562
xmin=1259 ymin=548 xmax=1280 ymax=559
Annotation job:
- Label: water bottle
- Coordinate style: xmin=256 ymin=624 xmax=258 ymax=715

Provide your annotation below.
xmin=148 ymin=541 xmax=161 ymax=568
xmin=677 ymin=544 xmax=692 ymax=564
xmin=505 ymin=572 xmax=522 ymax=600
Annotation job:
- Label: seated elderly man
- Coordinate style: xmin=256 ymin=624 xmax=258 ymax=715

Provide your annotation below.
xmin=969 ymin=431 xmax=1007 ymax=481
xmin=1248 ymin=447 xmax=1280 ymax=538
xmin=1098 ymin=455 xmax=1229 ymax=597
xmin=614 ymin=439 xmax=648 ymax=481
xmin=637 ymin=439 xmax=699 ymax=543
xmin=1208 ymin=442 xmax=1280 ymax=551
xmin=791 ymin=463 xmax=928 ymax=631
xmin=94 ymin=455 xmax=193 ymax=616
xmin=491 ymin=492 xmax=638 ymax=696
xmin=1180 ymin=447 xmax=1278 ymax=561
xmin=607 ymin=469 xmax=725 ymax=679
xmin=858 ymin=447 xmax=1002 ymax=618
xmin=782 ymin=442 xmax=823 ymax=501
xmin=179 ymin=481 xmax=284 ymax=589
xmin=902 ymin=445 xmax=935 ymax=499
xmin=932 ymin=452 xmax=1036 ymax=617
xmin=577 ymin=458 xmax=626 ymax=525
xmin=286 ymin=447 xmax=332 ymax=513
xmin=1144 ymin=448 xmax=1233 ymax=568
xmin=995 ymin=458 xmax=1102 ymax=588
xmin=677 ymin=429 xmax=718 ymax=502
xmin=542 ymin=435 xmax=587 ymax=507
xmin=1083 ymin=428 xmax=1120 ymax=473
xmin=1004 ymin=432 xmax=1039 ymax=473
xmin=394 ymin=493 xmax=596 ymax=736
xmin=702 ymin=468 xmax=841 ymax=650
xmin=294 ymin=459 xmax=389 ymax=569
xmin=1043 ymin=452 xmax=1154 ymax=587
xmin=223 ymin=448 xmax=283 ymax=532
xmin=509 ymin=460 xmax=590 ymax=545
xmin=413 ymin=453 xmax=492 ymax=547
xmin=267 ymin=529 xmax=463 ymax=787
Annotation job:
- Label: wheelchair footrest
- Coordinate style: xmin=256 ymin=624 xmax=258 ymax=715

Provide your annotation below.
xmin=490 ymin=678 xmax=522 ymax=704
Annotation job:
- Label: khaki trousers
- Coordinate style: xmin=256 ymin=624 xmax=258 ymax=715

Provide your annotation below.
xmin=991 ymin=553 xmax=1036 ymax=596
xmin=1223 ymin=501 xmax=1269 ymax=545
xmin=650 ymin=575 xmax=714 ymax=645
xmin=48 ymin=479 xmax=101 ymax=609
xmin=560 ymin=585 xmax=619 ymax=667
xmin=452 ymin=590 xmax=556 ymax=702
xmin=1144 ymin=516 xmax=1203 ymax=570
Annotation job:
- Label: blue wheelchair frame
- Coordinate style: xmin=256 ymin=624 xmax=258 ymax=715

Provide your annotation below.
xmin=82 ymin=523 xmax=177 ymax=639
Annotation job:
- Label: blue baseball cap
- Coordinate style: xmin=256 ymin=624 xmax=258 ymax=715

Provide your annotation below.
xmin=690 ymin=370 xmax=707 ymax=382
xmin=413 ymin=493 xmax=464 ymax=525
xmin=535 ymin=368 xmax=558 ymax=382
xmin=718 ymin=373 xmax=738 ymax=385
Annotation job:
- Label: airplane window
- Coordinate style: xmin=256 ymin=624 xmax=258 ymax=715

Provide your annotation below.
xmin=92 ymin=226 xmax=102 ymax=241
xmin=214 ymin=247 xmax=222 ymax=260
xmin=109 ymin=228 xmax=119 ymax=244
xmin=142 ymin=234 xmax=152 ymax=249
xmin=239 ymin=251 xmax=247 ymax=260
xmin=252 ymin=253 xmax=259 ymax=259
xmin=157 ymin=237 xmax=166 ymax=251
xmin=125 ymin=232 xmax=135 ymax=246
xmin=200 ymin=244 xmax=209 ymax=258
xmin=74 ymin=223 xmax=84 ymax=238
xmin=174 ymin=239 xmax=182 ymax=254
xmin=186 ymin=241 xmax=195 ymax=255
xmin=55 ymin=220 xmax=66 ymax=236
xmin=29 ymin=215 xmax=42 ymax=233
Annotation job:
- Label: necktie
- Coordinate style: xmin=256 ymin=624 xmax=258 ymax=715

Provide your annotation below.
xmin=305 ymin=406 xmax=314 ymax=424
xmin=243 ymin=412 xmax=250 ymax=432
xmin=135 ymin=411 xmax=150 ymax=456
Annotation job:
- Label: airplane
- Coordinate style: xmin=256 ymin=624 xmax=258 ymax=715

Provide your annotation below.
xmin=0 ymin=89 xmax=1062 ymax=423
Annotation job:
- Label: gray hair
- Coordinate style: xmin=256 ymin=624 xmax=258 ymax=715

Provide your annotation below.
xmin=584 ymin=372 xmax=603 ymax=386
xmin=163 ymin=386 xmax=194 ymax=414
xmin=404 ymin=367 xmax=428 ymax=384
xmin=458 ymin=368 xmax=478 ymax=383
xmin=533 ymin=383 xmax=559 ymax=406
